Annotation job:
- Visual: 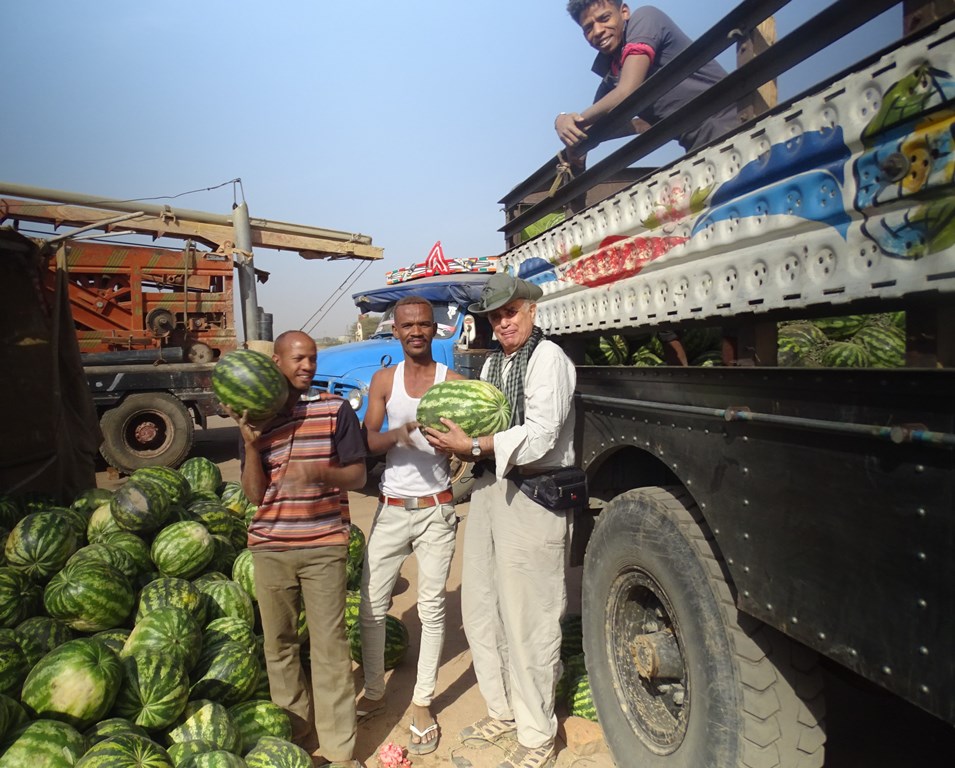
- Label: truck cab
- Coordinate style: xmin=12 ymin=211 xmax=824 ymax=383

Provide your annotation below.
xmin=311 ymin=272 xmax=495 ymax=421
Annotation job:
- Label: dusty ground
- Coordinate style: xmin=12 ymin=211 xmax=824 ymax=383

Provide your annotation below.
xmin=98 ymin=418 xmax=955 ymax=768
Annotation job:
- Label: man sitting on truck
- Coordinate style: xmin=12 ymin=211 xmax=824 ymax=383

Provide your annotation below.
xmin=555 ymin=1 xmax=737 ymax=154
xmin=357 ymin=296 xmax=465 ymax=756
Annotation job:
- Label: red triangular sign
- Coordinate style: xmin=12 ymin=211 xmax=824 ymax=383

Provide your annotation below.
xmin=425 ymin=241 xmax=450 ymax=275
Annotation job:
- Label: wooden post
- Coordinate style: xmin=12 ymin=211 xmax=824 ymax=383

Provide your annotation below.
xmin=736 ymin=19 xmax=778 ymax=124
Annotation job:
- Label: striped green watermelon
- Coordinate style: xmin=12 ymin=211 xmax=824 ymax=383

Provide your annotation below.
xmin=344 ymin=590 xmax=360 ymax=631
xmin=560 ymin=614 xmax=583 ymax=660
xmin=348 ymin=615 xmax=409 ymax=670
xmin=133 ymin=467 xmax=192 ymax=508
xmin=179 ymin=751 xmax=246 ymax=768
xmin=206 ymin=535 xmax=239 ymax=576
xmin=180 ymin=458 xmax=223 ymax=497
xmin=136 ymin=577 xmax=207 ymax=626
xmin=166 ymin=740 xmax=220 ymax=767
xmin=6 ymin=627 xmax=43 ymax=669
xmin=111 ymin=478 xmax=170 ymax=534
xmin=188 ymin=502 xmax=237 ymax=539
xmin=151 ymin=521 xmax=215 ymax=579
xmin=346 ymin=524 xmax=365 ymax=591
xmin=190 ymin=639 xmax=260 ymax=706
xmin=92 ymin=628 xmax=131 ymax=656
xmin=244 ymin=736 xmax=312 ymax=768
xmin=822 ymin=340 xmax=871 ymax=368
xmin=231 ymin=550 xmax=255 ymax=602
xmin=194 ymin=579 xmax=255 ymax=626
xmin=249 ymin=663 xmax=271 ymax=701
xmin=213 ymin=349 xmax=289 ymax=422
xmin=227 ymin=700 xmax=292 ymax=754
xmin=0 ymin=496 xmax=21 ymax=529
xmin=67 ymin=542 xmax=138 ymax=582
xmin=44 ymin=560 xmax=135 ymax=632
xmin=0 ymin=567 xmax=35 ymax=629
xmin=124 ymin=607 xmax=202 ymax=673
xmin=690 ymin=349 xmax=723 ymax=367
xmin=417 ymin=379 xmax=511 ymax=437
xmin=83 ymin=717 xmax=150 ymax=745
xmin=4 ymin=509 xmax=77 ymax=581
xmin=14 ymin=615 xmax=74 ymax=654
xmin=21 ymin=637 xmax=123 ymax=729
xmin=0 ymin=631 xmax=27 ymax=696
xmin=852 ymin=324 xmax=905 ymax=367
xmin=203 ymin=617 xmax=258 ymax=657
xmin=112 ymin=650 xmax=189 ymax=730
xmin=597 ymin=334 xmax=629 ymax=365
xmin=71 ymin=488 xmax=114 ymax=517
xmin=87 ymin=503 xmax=123 ymax=543
xmin=681 ymin=327 xmax=722 ymax=360
xmin=778 ymin=322 xmax=827 ymax=367
xmin=556 ymin=653 xmax=588 ymax=709
xmin=56 ymin=505 xmax=92 ymax=540
xmin=0 ymin=718 xmax=88 ymax=767
xmin=812 ymin=314 xmax=867 ymax=340
xmin=569 ymin=674 xmax=597 ymax=722
xmin=165 ymin=699 xmax=241 ymax=754
xmin=629 ymin=350 xmax=664 ymax=367
xmin=218 ymin=482 xmax=251 ymax=517
xmin=75 ymin=733 xmax=174 ymax=767
xmin=0 ymin=694 xmax=27 ymax=749
xmin=100 ymin=531 xmax=153 ymax=583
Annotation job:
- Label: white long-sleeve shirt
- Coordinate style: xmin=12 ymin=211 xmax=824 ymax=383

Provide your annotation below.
xmin=481 ymin=339 xmax=576 ymax=479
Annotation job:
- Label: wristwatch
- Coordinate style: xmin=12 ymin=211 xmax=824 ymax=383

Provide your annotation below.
xmin=470 ymin=437 xmax=482 ymax=457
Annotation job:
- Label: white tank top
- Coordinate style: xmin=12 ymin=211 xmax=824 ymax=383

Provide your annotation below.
xmin=380 ymin=361 xmax=451 ymax=497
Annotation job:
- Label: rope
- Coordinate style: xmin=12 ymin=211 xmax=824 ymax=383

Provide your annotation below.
xmin=547 ymin=151 xmax=578 ymax=197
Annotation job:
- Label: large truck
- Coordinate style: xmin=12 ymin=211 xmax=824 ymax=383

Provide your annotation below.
xmin=497 ymin=2 xmax=954 ymax=766
xmin=0 ymin=184 xmax=382 ymax=473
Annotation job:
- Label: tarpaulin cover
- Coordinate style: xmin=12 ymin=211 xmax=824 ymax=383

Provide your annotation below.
xmin=352 ymin=273 xmax=491 ymax=313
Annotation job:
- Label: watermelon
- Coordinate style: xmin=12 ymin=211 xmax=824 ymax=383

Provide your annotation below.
xmin=195 ymin=579 xmax=255 ymax=626
xmin=179 ymin=752 xmax=246 ymax=768
xmin=213 ymin=349 xmax=289 ymax=422
xmin=557 ymin=652 xmax=588 ymax=708
xmin=344 ymin=590 xmax=360 ymax=631
xmin=346 ymin=524 xmax=365 ymax=591
xmin=136 ymin=577 xmax=207 ymax=626
xmin=244 ymin=736 xmax=312 ymax=768
xmin=206 ymin=535 xmax=239 ymax=576
xmin=596 ymin=334 xmax=629 ymax=365
xmin=228 ymin=700 xmax=293 ymax=754
xmin=4 ymin=509 xmax=77 ymax=581
xmin=44 ymin=559 xmax=135 ymax=632
xmin=822 ymin=340 xmax=871 ymax=368
xmin=0 ymin=631 xmax=27 ymax=696
xmin=560 ymin=613 xmax=583 ymax=660
xmin=416 ymin=379 xmax=511 ymax=437
xmin=167 ymin=740 xmax=220 ymax=767
xmin=20 ymin=637 xmax=122 ymax=729
xmin=6 ymin=627 xmax=43 ymax=669
xmin=629 ymin=350 xmax=664 ymax=367
xmin=151 ymin=521 xmax=215 ymax=579
xmin=348 ymin=615 xmax=409 ymax=670
xmin=0 ymin=567 xmax=35 ymax=629
xmin=87 ymin=503 xmax=124 ymax=542
xmin=56 ymin=505 xmax=92 ymax=540
xmin=84 ymin=717 xmax=150 ymax=745
xmin=71 ymin=488 xmax=114 ymax=517
xmin=75 ymin=733 xmax=174 ymax=767
xmin=165 ymin=699 xmax=241 ymax=754
xmin=0 ymin=496 xmax=21 ymax=529
xmin=812 ymin=314 xmax=867 ymax=340
xmin=190 ymin=639 xmax=260 ymax=706
xmin=100 ymin=531 xmax=153 ymax=581
xmin=0 ymin=718 xmax=88 ymax=767
xmin=180 ymin=458 xmax=224 ymax=498
xmin=569 ymin=674 xmax=598 ymax=721
xmin=133 ymin=467 xmax=192 ymax=508
xmin=112 ymin=650 xmax=190 ymax=730
xmin=92 ymin=629 xmax=132 ymax=655
xmin=188 ymin=502 xmax=237 ymax=539
xmin=111 ymin=478 xmax=171 ymax=534
xmin=853 ymin=324 xmax=905 ymax=367
xmin=204 ymin=617 xmax=258 ymax=656
xmin=249 ymin=663 xmax=271 ymax=701
xmin=0 ymin=693 xmax=28 ymax=747
xmin=231 ymin=550 xmax=255 ymax=602
xmin=124 ymin=607 xmax=202 ymax=673
xmin=14 ymin=615 xmax=74 ymax=654
xmin=68 ymin=542 xmax=138 ymax=581
xmin=778 ymin=322 xmax=827 ymax=367
xmin=218 ymin=482 xmax=250 ymax=517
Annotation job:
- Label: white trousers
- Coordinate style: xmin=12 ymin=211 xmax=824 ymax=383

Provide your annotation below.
xmin=462 ymin=473 xmax=569 ymax=749
xmin=359 ymin=500 xmax=457 ymax=706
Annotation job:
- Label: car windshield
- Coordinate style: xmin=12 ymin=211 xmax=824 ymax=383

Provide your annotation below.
xmin=372 ymin=303 xmax=460 ymax=340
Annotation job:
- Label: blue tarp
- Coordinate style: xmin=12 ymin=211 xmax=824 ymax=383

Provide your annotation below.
xmin=351 ymin=273 xmax=491 ymax=313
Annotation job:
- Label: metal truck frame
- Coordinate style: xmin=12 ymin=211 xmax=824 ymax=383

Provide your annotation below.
xmin=498 ymin=2 xmax=954 ymax=765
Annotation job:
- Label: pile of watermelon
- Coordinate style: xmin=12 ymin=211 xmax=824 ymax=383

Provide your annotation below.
xmin=554 ymin=614 xmax=597 ymax=722
xmin=0 ymin=457 xmax=405 ymax=767
xmin=585 ymin=312 xmax=906 ymax=369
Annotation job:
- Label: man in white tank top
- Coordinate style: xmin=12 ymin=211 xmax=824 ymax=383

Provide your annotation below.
xmin=357 ymin=296 xmax=464 ymax=756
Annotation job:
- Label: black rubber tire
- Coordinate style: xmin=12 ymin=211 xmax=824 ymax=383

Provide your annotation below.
xmin=99 ymin=392 xmax=194 ymax=473
xmin=582 ymin=487 xmax=826 ymax=768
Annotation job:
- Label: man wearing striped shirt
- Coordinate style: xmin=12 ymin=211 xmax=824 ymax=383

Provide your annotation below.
xmin=237 ymin=330 xmax=367 ymax=768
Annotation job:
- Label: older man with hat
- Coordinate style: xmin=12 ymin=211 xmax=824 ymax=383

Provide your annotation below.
xmin=424 ymin=273 xmax=576 ymax=768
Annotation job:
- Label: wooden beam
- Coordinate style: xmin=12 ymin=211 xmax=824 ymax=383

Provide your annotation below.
xmin=736 ymin=18 xmax=778 ymax=124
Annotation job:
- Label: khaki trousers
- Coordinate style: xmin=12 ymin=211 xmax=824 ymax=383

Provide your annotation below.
xmin=253 ymin=546 xmax=356 ymax=762
xmin=462 ymin=473 xmax=569 ymax=749
xmin=359 ymin=500 xmax=457 ymax=706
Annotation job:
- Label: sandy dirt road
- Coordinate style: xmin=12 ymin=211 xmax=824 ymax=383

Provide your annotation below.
xmin=98 ymin=417 xmax=954 ymax=767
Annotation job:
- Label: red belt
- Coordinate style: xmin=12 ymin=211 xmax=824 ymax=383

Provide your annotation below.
xmin=379 ymin=489 xmax=454 ymax=509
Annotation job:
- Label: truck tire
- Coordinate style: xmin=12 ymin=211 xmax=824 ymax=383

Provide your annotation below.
xmin=99 ymin=392 xmax=194 ymax=473
xmin=582 ymin=487 xmax=825 ymax=768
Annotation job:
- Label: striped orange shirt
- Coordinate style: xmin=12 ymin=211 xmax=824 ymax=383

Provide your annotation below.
xmin=247 ymin=392 xmax=365 ymax=550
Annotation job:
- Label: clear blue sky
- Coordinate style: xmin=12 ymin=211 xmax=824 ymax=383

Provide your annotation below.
xmin=2 ymin=1 xmax=900 ymax=339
